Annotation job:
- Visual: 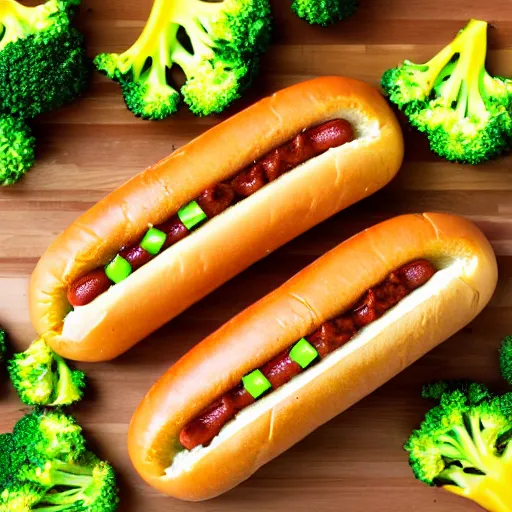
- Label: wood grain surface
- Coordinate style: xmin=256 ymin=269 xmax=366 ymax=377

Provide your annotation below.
xmin=1 ymin=0 xmax=511 ymax=510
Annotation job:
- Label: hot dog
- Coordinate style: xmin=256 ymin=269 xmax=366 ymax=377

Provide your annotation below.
xmin=66 ymin=119 xmax=354 ymax=307
xmin=29 ymin=76 xmax=404 ymax=362
xmin=179 ymin=259 xmax=436 ymax=451
xmin=128 ymin=213 xmax=497 ymax=501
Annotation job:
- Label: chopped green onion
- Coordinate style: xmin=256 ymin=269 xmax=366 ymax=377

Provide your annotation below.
xmin=178 ymin=200 xmax=207 ymax=230
xmin=140 ymin=227 xmax=167 ymax=255
xmin=289 ymin=338 xmax=318 ymax=369
xmin=242 ymin=369 xmax=272 ymax=399
xmin=105 ymin=255 xmax=132 ymax=284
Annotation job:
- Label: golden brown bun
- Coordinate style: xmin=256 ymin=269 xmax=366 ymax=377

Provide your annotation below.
xmin=128 ymin=213 xmax=497 ymax=501
xmin=29 ymin=76 xmax=403 ymax=362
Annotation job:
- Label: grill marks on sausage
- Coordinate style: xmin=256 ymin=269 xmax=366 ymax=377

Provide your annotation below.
xmin=67 ymin=119 xmax=354 ymax=307
xmin=178 ymin=259 xmax=436 ymax=451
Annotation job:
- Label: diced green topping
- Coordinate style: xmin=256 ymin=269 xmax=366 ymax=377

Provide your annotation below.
xmin=242 ymin=369 xmax=271 ymax=399
xmin=178 ymin=200 xmax=207 ymax=230
xmin=105 ymin=255 xmax=132 ymax=284
xmin=290 ymin=338 xmax=318 ymax=369
xmin=140 ymin=227 xmax=167 ymax=255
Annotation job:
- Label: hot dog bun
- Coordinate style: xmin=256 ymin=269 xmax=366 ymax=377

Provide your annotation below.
xmin=128 ymin=213 xmax=497 ymax=501
xmin=30 ymin=76 xmax=403 ymax=362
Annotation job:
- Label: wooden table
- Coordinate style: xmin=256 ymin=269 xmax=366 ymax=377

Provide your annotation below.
xmin=1 ymin=0 xmax=511 ymax=510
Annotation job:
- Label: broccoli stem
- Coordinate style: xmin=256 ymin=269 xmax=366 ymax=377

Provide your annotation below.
xmin=115 ymin=0 xmax=177 ymax=78
xmin=414 ymin=19 xmax=487 ymax=107
xmin=147 ymin=48 xmax=169 ymax=88
xmin=34 ymin=505 xmax=77 ymax=512
xmin=181 ymin=17 xmax=216 ymax=59
xmin=444 ymin=459 xmax=512 ymax=512
xmin=50 ymin=470 xmax=92 ymax=487
xmin=437 ymin=414 xmax=512 ymax=512
xmin=168 ymin=0 xmax=224 ymax=31
xmin=51 ymin=354 xmax=75 ymax=406
xmin=438 ymin=20 xmax=487 ymax=119
xmin=442 ymin=425 xmax=487 ymax=468
xmin=39 ymin=463 xmax=93 ymax=491
xmin=171 ymin=40 xmax=206 ymax=77
xmin=0 ymin=0 xmax=54 ymax=49
xmin=117 ymin=0 xmax=223 ymax=79
xmin=50 ymin=460 xmax=94 ymax=477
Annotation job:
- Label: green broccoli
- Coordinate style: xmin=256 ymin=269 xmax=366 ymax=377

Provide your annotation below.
xmin=0 ymin=433 xmax=16 ymax=489
xmin=381 ymin=19 xmax=512 ymax=165
xmin=0 ymin=0 xmax=89 ymax=119
xmin=8 ymin=337 xmax=86 ymax=407
xmin=421 ymin=380 xmax=493 ymax=403
xmin=0 ymin=410 xmax=86 ymax=491
xmin=0 ymin=483 xmax=43 ymax=511
xmin=291 ymin=0 xmax=358 ymax=26
xmin=12 ymin=410 xmax=86 ymax=466
xmin=0 ymin=114 xmax=35 ymax=186
xmin=0 ymin=410 xmax=119 ymax=511
xmin=500 ymin=335 xmax=512 ymax=385
xmin=405 ymin=382 xmax=512 ymax=512
xmin=18 ymin=456 xmax=118 ymax=511
xmin=94 ymin=0 xmax=272 ymax=119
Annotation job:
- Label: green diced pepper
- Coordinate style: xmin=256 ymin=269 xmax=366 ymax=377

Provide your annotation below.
xmin=289 ymin=338 xmax=318 ymax=369
xmin=178 ymin=201 xmax=207 ymax=230
xmin=140 ymin=227 xmax=167 ymax=255
xmin=242 ymin=369 xmax=272 ymax=399
xmin=105 ymin=255 xmax=132 ymax=284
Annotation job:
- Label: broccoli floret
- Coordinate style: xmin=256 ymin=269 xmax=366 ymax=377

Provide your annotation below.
xmin=12 ymin=410 xmax=87 ymax=467
xmin=0 ymin=482 xmax=43 ymax=511
xmin=291 ymin=0 xmax=357 ymax=26
xmin=94 ymin=0 xmax=272 ymax=119
xmin=0 ymin=0 xmax=89 ymax=119
xmin=8 ymin=337 xmax=86 ymax=407
xmin=0 ymin=433 xmax=16 ymax=489
xmin=1 ymin=411 xmax=119 ymax=511
xmin=422 ymin=380 xmax=492 ymax=404
xmin=0 ymin=114 xmax=35 ymax=186
xmin=18 ymin=456 xmax=119 ymax=511
xmin=500 ymin=336 xmax=512 ymax=385
xmin=382 ymin=19 xmax=512 ymax=165
xmin=405 ymin=383 xmax=512 ymax=511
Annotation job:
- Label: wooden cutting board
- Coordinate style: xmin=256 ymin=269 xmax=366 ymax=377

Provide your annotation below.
xmin=1 ymin=0 xmax=511 ymax=510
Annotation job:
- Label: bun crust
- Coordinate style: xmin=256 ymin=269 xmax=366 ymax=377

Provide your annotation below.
xmin=128 ymin=213 xmax=497 ymax=501
xmin=29 ymin=76 xmax=404 ymax=361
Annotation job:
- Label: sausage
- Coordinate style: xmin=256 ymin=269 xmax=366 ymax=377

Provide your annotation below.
xmin=119 ymin=246 xmax=153 ymax=271
xmin=308 ymin=318 xmax=354 ymax=357
xmin=196 ymin=183 xmax=236 ymax=218
xmin=231 ymin=165 xmax=268 ymax=197
xmin=260 ymin=349 xmax=301 ymax=389
xmin=230 ymin=384 xmax=255 ymax=410
xmin=156 ymin=215 xmax=189 ymax=249
xmin=179 ymin=259 xmax=435 ymax=450
xmin=179 ymin=385 xmax=255 ymax=450
xmin=67 ymin=119 xmax=355 ymax=308
xmin=67 ymin=269 xmax=112 ymax=307
xmin=179 ymin=397 xmax=234 ymax=451
xmin=274 ymin=133 xmax=312 ymax=174
xmin=397 ymin=259 xmax=436 ymax=289
xmin=308 ymin=119 xmax=354 ymax=153
xmin=260 ymin=119 xmax=353 ymax=182
xmin=352 ymin=289 xmax=378 ymax=328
